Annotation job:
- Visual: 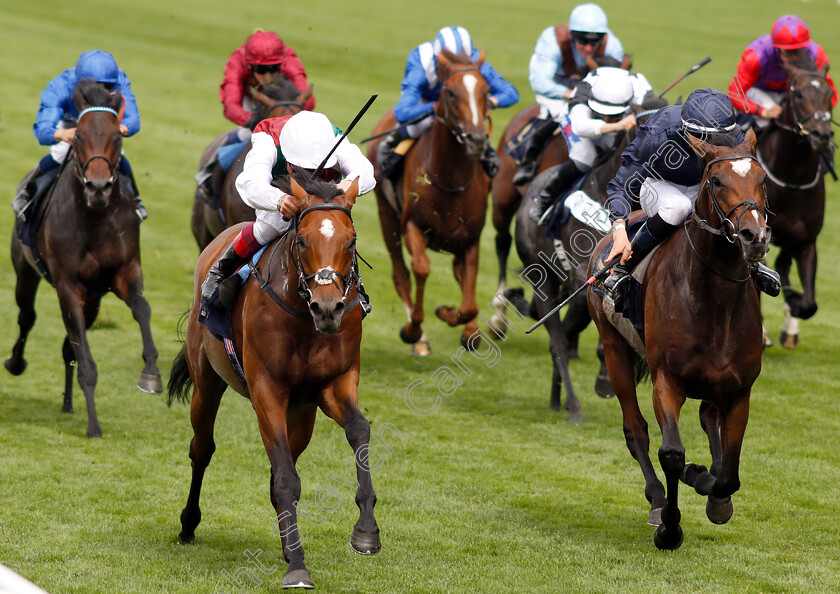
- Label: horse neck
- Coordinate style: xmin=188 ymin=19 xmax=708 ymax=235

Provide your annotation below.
xmin=426 ymin=116 xmax=479 ymax=187
xmin=269 ymin=230 xmax=309 ymax=308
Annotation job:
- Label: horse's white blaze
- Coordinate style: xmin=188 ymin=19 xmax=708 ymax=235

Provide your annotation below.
xmin=463 ymin=74 xmax=480 ymax=126
xmin=752 ymin=210 xmax=760 ymax=222
xmin=320 ymin=219 xmax=335 ymax=239
xmin=811 ymin=80 xmax=821 ymax=88
xmin=731 ymin=158 xmax=752 ymax=177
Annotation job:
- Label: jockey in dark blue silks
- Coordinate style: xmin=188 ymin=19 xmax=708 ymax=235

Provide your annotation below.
xmin=12 ymin=50 xmax=147 ymax=221
xmin=603 ymin=88 xmax=780 ymax=303
xmin=377 ymin=26 xmax=520 ymax=179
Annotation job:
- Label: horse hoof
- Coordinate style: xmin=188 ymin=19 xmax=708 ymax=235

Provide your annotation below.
xmin=778 ymin=331 xmax=799 ymax=350
xmin=411 ymin=340 xmax=431 ymax=357
xmin=4 ymin=357 xmax=27 ymax=376
xmin=137 ymin=372 xmax=163 ymax=394
xmin=566 ymin=410 xmax=586 ymax=424
xmin=350 ymin=527 xmax=382 ymax=555
xmin=706 ymin=496 xmax=734 ymax=525
xmin=399 ymin=325 xmax=421 ymax=345
xmin=435 ymin=305 xmax=454 ymax=324
xmin=486 ymin=315 xmax=507 ymax=340
xmin=568 ymin=348 xmax=580 ymax=361
xmin=87 ymin=427 xmax=103 ymax=438
xmin=653 ymin=523 xmax=683 ymax=550
xmin=594 ymin=374 xmax=615 ymax=399
xmin=61 ymin=404 xmax=74 ymax=414
xmin=461 ymin=331 xmax=481 ymax=352
xmin=282 ymin=568 xmax=315 ymax=589
xmin=647 ymin=507 xmax=663 ymax=527
xmin=178 ymin=530 xmax=195 ymax=544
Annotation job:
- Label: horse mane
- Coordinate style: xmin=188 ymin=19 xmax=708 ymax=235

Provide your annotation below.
xmin=275 ymin=164 xmax=343 ymax=202
xmin=73 ymin=78 xmax=122 ymax=111
xmin=438 ymin=48 xmax=474 ymax=66
xmin=261 ymin=76 xmax=301 ymax=101
xmin=785 ymin=50 xmax=818 ymax=72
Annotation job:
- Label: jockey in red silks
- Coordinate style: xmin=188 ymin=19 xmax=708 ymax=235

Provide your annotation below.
xmin=727 ymin=15 xmax=837 ymax=127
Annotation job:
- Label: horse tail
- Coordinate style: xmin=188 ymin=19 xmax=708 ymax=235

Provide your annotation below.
xmin=167 ymin=346 xmax=193 ymax=406
xmin=634 ymin=355 xmax=650 ymax=385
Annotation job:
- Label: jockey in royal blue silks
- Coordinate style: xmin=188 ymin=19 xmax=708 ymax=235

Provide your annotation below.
xmin=376 ymin=26 xmax=520 ymax=180
xmin=602 ymin=88 xmax=780 ymax=304
xmin=12 ymin=50 xmax=147 ymax=222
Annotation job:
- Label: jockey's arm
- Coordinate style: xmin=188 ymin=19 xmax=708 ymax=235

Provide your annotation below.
xmin=220 ymin=51 xmax=253 ymax=128
xmin=479 ymin=61 xmax=519 ymax=109
xmin=728 ymin=49 xmax=762 ymax=115
xmin=235 ymin=132 xmax=287 ymax=211
xmin=394 ymin=61 xmax=436 ymax=124
xmin=116 ymin=72 xmax=140 ymax=136
xmin=334 ymin=140 xmax=376 ymax=195
xmin=279 ymin=46 xmax=316 ymax=110
xmin=33 ymin=71 xmax=74 ymax=146
xmin=815 ymin=45 xmax=838 ymax=108
xmin=528 ymin=27 xmax=570 ymax=100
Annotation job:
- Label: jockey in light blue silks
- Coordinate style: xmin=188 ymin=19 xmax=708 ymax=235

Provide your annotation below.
xmin=376 ymin=26 xmax=520 ymax=180
xmin=13 ymin=50 xmax=147 ymax=221
xmin=514 ymin=3 xmax=626 ymax=186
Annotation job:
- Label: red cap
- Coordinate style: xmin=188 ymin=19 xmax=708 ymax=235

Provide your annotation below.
xmin=771 ymin=15 xmax=810 ymax=50
xmin=245 ymin=30 xmax=285 ymax=65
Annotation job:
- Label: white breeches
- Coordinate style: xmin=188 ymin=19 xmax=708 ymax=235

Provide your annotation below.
xmin=535 ymin=95 xmax=570 ymax=122
xmin=746 ymin=87 xmax=785 ymax=128
xmin=568 ymin=135 xmax=615 ymax=169
xmin=638 ymin=178 xmax=702 ymax=226
xmin=253 ymin=210 xmax=293 ymax=245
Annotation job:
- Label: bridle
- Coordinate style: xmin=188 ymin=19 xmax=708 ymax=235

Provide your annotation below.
xmin=249 ymin=203 xmax=362 ymax=318
xmin=266 ymin=100 xmax=305 ymax=116
xmin=774 ymin=72 xmax=834 ymax=137
xmin=687 ymin=154 xmax=766 ymax=282
xmin=73 ymin=106 xmax=120 ymax=187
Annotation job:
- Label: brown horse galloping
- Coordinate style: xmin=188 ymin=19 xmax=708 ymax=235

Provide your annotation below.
xmin=191 ymin=78 xmax=313 ymax=250
xmin=368 ymin=49 xmax=491 ymax=355
xmin=588 ymin=129 xmax=768 ymax=549
xmin=5 ymin=80 xmax=162 ymax=437
xmin=753 ymin=53 xmax=834 ymax=347
xmin=169 ymin=174 xmax=379 ymax=589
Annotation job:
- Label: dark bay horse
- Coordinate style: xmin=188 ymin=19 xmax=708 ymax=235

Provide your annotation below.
xmin=367 ymin=49 xmax=491 ymax=355
xmin=588 ymin=129 xmax=768 ymax=549
xmin=191 ymin=78 xmax=312 ymax=250
xmin=169 ymin=174 xmax=379 ymax=589
xmin=753 ymin=54 xmax=834 ymax=347
xmin=6 ymin=80 xmax=161 ymax=437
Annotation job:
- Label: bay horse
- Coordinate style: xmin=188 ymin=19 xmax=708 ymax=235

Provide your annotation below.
xmin=191 ymin=77 xmax=312 ymax=250
xmin=5 ymin=79 xmax=162 ymax=438
xmin=367 ymin=49 xmax=491 ymax=355
xmin=752 ymin=53 xmax=834 ymax=347
xmin=588 ymin=129 xmax=768 ymax=549
xmin=169 ymin=174 xmax=380 ymax=589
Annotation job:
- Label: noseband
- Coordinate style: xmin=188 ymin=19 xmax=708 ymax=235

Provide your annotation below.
xmin=74 ymin=106 xmax=120 ymax=186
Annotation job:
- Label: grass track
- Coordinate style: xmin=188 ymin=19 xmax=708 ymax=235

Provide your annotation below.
xmin=1 ymin=1 xmax=839 ymax=592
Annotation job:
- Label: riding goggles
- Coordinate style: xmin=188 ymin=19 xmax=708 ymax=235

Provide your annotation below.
xmin=573 ymin=33 xmax=605 ymax=47
xmin=251 ymin=63 xmax=282 ymax=75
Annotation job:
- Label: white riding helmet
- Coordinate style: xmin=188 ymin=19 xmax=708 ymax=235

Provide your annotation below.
xmin=587 ymin=67 xmax=634 ymax=115
xmin=433 ymin=26 xmax=473 ymax=56
xmin=569 ymin=3 xmax=608 ymax=34
xmin=279 ymin=111 xmax=340 ymax=170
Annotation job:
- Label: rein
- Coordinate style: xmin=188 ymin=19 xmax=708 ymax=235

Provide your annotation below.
xmin=687 ymin=153 xmax=763 ymax=283
xmin=755 ymin=143 xmax=821 ymax=190
xmin=250 ymin=203 xmax=361 ymax=318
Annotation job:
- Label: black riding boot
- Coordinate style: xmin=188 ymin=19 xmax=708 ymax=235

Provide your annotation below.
xmin=513 ymin=117 xmax=559 ymax=186
xmin=12 ymin=165 xmax=44 ymax=220
xmin=195 ymin=158 xmax=218 ymax=205
xmin=376 ymin=131 xmax=404 ymax=182
xmin=357 ymin=276 xmax=372 ymax=318
xmin=122 ymin=171 xmax=148 ymax=222
xmin=603 ymin=215 xmax=679 ymax=305
xmin=751 ymin=262 xmax=781 ymax=297
xmin=528 ymin=160 xmax=584 ymax=223
xmin=480 ymin=143 xmax=500 ymax=178
xmin=201 ymin=243 xmax=249 ymax=303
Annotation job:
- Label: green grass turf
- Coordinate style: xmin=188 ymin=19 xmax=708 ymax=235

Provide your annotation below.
xmin=1 ymin=0 xmax=839 ymax=592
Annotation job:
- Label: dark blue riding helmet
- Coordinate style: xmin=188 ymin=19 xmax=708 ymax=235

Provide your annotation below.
xmin=75 ymin=50 xmax=119 ymax=85
xmin=681 ymin=88 xmax=738 ymax=140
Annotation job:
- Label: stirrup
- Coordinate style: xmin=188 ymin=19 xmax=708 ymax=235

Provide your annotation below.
xmin=603 ymin=266 xmax=631 ymax=293
xmin=752 ymin=263 xmax=781 ymax=297
xmin=12 ymin=194 xmax=30 ymax=220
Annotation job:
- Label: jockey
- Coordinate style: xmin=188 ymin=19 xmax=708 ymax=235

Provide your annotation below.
xmin=12 ymin=50 xmax=147 ymax=221
xmin=528 ymin=65 xmax=650 ymax=222
xmin=376 ymin=26 xmax=519 ymax=179
xmin=727 ymin=15 xmax=837 ymax=127
xmin=196 ymin=29 xmax=316 ymax=201
xmin=514 ymin=3 xmax=626 ymax=186
xmin=200 ymin=110 xmax=375 ymax=315
xmin=603 ymin=88 xmax=780 ymax=304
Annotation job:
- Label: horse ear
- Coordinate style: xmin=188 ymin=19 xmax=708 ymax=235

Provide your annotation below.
xmin=620 ymin=55 xmax=633 ymax=70
xmin=338 ymin=177 xmax=359 ymax=210
xmin=438 ymin=49 xmax=452 ymax=74
xmin=299 ymin=85 xmax=314 ymax=105
xmin=685 ymin=131 xmax=713 ymax=159
xmin=743 ymin=127 xmax=757 ymax=152
xmin=476 ymin=50 xmax=486 ymax=69
xmin=290 ymin=176 xmax=309 ymax=207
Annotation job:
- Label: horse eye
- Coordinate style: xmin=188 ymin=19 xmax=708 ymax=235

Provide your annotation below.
xmin=711 ymin=176 xmax=722 ymax=188
xmin=296 ymin=235 xmax=307 ymax=249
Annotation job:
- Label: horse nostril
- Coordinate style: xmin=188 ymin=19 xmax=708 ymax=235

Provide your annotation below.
xmin=333 ymin=301 xmax=345 ymax=316
xmin=309 ymin=301 xmax=323 ymax=317
xmin=739 ymin=228 xmax=757 ymax=244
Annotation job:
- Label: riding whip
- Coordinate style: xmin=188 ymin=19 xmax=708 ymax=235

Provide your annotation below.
xmin=525 ymin=255 xmax=621 ymax=334
xmin=658 ymin=57 xmax=712 ymax=99
xmin=312 ymin=94 xmax=378 ymax=178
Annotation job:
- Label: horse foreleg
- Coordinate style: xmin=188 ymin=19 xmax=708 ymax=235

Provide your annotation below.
xmin=651 ymin=373 xmax=687 ymax=550
xmin=179 ymin=352 xmax=226 ymax=543
xmin=61 ymin=337 xmax=75 ymax=413
xmin=539 ymin=295 xmax=583 ymax=422
xmin=697 ymin=401 xmax=722 ymax=476
xmin=789 ymin=242 xmax=818 ymax=320
xmin=113 ymin=266 xmax=162 ymax=393
xmin=437 ymin=243 xmax=480 ymax=348
xmin=57 ymin=286 xmax=101 ymax=437
xmin=594 ymin=311 xmax=665 ymax=525
xmin=594 ymin=338 xmax=615 ymax=398
xmin=319 ymin=370 xmax=381 ymax=556
xmin=403 ymin=221 xmax=430 ymax=350
xmin=4 ymin=242 xmax=40 ymax=377
xmin=252 ymin=379 xmax=312 ymax=588
xmin=377 ymin=198 xmax=412 ymax=308
xmin=560 ymin=292 xmax=591 ymax=360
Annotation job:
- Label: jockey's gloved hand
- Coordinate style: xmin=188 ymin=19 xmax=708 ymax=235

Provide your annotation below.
xmin=246 ymin=114 xmax=261 ymax=130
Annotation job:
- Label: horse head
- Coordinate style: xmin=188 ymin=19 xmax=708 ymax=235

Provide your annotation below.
xmin=250 ymin=76 xmax=311 ymax=121
xmin=688 ymin=128 xmax=770 ymax=264
xmin=72 ymin=79 xmax=123 ymax=209
xmin=289 ymin=173 xmax=360 ymax=334
xmin=780 ymin=53 xmax=834 ymax=155
xmin=435 ymin=49 xmax=491 ymax=157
